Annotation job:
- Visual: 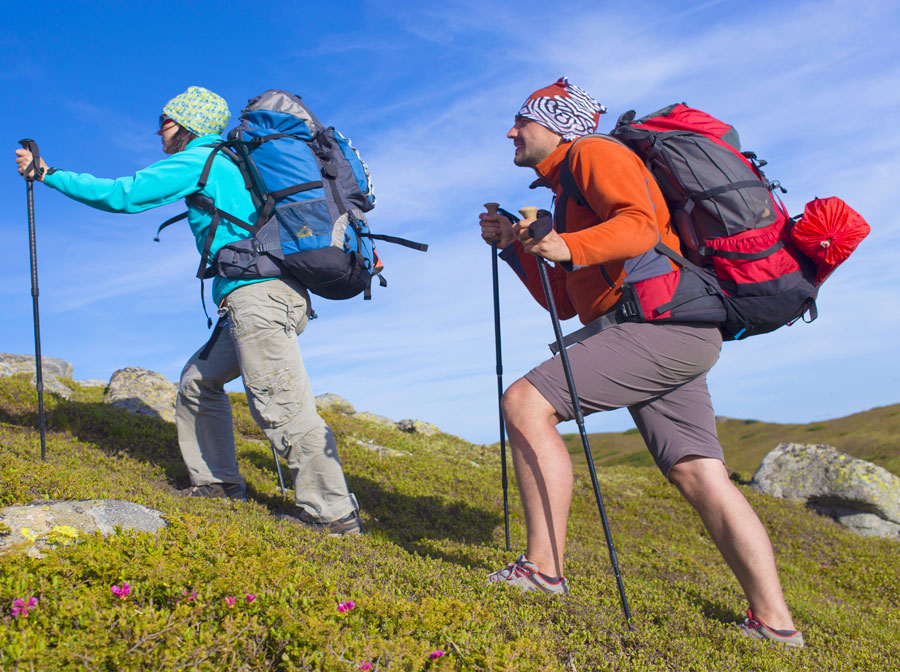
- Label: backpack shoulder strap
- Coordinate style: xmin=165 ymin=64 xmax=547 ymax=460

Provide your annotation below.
xmin=556 ymin=134 xmax=630 ymax=231
xmin=558 ymin=134 xmax=630 ymax=204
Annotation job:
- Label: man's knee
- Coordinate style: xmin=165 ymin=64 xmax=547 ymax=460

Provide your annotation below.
xmin=501 ymin=378 xmax=558 ymax=429
xmin=669 ymin=456 xmax=730 ymax=500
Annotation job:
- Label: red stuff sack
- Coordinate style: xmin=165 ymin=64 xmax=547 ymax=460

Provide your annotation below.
xmin=791 ymin=197 xmax=870 ymax=284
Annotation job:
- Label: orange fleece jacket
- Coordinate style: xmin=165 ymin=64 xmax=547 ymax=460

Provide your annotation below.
xmin=502 ymin=136 xmax=679 ymax=324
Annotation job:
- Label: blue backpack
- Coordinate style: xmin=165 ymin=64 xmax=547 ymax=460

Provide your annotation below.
xmin=158 ymin=89 xmax=427 ymax=304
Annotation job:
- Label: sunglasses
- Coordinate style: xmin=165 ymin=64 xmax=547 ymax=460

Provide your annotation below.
xmin=158 ymin=115 xmax=176 ymax=130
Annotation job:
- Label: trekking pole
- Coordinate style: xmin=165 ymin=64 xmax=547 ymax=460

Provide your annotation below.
xmin=18 ymin=139 xmax=48 ymax=462
xmin=484 ymin=202 xmax=511 ymax=552
xmin=271 ymin=445 xmax=288 ymax=499
xmin=519 ymin=206 xmax=632 ymax=627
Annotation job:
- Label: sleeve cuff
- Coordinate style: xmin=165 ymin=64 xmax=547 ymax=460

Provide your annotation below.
xmin=498 ymin=244 xmax=517 ymax=261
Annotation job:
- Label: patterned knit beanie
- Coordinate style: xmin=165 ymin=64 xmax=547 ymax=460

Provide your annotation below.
xmin=517 ymin=77 xmax=606 ymax=141
xmin=162 ymin=86 xmax=230 ymax=137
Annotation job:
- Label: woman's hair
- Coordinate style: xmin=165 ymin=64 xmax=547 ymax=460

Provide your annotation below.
xmin=164 ymin=124 xmax=198 ymax=155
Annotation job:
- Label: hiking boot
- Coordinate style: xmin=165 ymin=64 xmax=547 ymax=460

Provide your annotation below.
xmin=737 ymin=609 xmax=805 ymax=648
xmin=180 ymin=482 xmax=248 ymax=502
xmin=280 ymin=509 xmax=363 ymax=537
xmin=487 ymin=554 xmax=569 ymax=596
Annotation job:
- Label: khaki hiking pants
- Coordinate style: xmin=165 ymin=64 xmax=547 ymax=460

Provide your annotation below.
xmin=175 ymin=276 xmax=356 ymax=522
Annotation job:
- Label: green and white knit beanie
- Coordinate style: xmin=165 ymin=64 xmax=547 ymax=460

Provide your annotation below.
xmin=162 ymin=86 xmax=230 ymax=137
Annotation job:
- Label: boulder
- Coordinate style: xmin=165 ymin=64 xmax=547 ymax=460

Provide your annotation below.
xmin=355 ymin=411 xmax=398 ymax=429
xmin=0 ymin=500 xmax=167 ymax=558
xmin=104 ymin=367 xmax=177 ymax=423
xmin=315 ymin=393 xmax=356 ymax=415
xmin=397 ymin=418 xmax=440 ymax=435
xmin=751 ymin=443 xmax=900 ymax=539
xmin=0 ymin=352 xmax=74 ymax=398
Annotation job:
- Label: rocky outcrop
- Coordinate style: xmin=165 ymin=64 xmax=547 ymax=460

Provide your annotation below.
xmin=751 ymin=443 xmax=900 ymax=539
xmin=0 ymin=352 xmax=75 ymax=398
xmin=104 ymin=367 xmax=177 ymax=423
xmin=355 ymin=411 xmax=397 ymax=429
xmin=346 ymin=437 xmax=410 ymax=458
xmin=315 ymin=393 xmax=442 ymax=436
xmin=397 ymin=418 xmax=440 ymax=436
xmin=0 ymin=500 xmax=167 ymax=558
xmin=315 ymin=393 xmax=356 ymax=415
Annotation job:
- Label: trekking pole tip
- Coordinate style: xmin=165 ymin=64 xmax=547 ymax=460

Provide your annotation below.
xmin=518 ymin=206 xmax=538 ymax=220
xmin=483 ymin=202 xmax=500 ymax=215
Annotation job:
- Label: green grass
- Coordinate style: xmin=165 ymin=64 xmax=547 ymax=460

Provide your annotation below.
xmin=1 ymin=374 xmax=899 ymax=670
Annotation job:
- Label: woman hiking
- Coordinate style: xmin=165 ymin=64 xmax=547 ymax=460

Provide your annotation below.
xmin=14 ymin=85 xmax=362 ymax=536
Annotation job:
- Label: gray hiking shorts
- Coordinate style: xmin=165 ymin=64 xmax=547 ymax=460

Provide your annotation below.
xmin=524 ymin=321 xmax=724 ymax=478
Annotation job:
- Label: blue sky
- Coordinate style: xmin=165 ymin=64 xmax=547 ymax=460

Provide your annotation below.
xmin=2 ymin=0 xmax=897 ymax=445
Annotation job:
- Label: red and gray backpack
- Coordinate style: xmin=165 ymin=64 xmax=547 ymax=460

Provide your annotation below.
xmin=557 ymin=104 xmax=870 ymax=342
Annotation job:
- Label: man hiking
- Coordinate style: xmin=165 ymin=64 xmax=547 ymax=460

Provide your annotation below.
xmin=479 ymin=77 xmax=803 ymax=647
xmin=14 ymin=86 xmax=361 ymax=536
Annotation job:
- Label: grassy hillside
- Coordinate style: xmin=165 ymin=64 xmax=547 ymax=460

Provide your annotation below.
xmin=1 ymin=374 xmax=898 ymax=671
xmin=560 ymin=403 xmax=900 ymax=480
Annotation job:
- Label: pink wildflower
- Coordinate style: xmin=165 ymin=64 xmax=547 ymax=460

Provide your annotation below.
xmin=429 ymin=650 xmax=445 ymax=660
xmin=183 ymin=589 xmax=197 ymax=601
xmin=246 ymin=593 xmax=257 ymax=603
xmin=111 ymin=582 xmax=131 ymax=599
xmin=11 ymin=597 xmax=38 ymax=618
xmin=359 ymin=663 xmax=373 ymax=671
xmin=225 ymin=595 xmax=236 ymax=607
xmin=337 ymin=600 xmax=356 ymax=613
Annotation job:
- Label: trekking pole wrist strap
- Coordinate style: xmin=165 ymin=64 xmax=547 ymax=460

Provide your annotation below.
xmin=18 ymin=138 xmax=45 ymax=181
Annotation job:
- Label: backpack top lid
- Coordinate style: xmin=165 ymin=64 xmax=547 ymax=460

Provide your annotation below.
xmin=617 ymin=103 xmax=742 ymax=151
xmin=240 ymin=90 xmax=325 ymax=140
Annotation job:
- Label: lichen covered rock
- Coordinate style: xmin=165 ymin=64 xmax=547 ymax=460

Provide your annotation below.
xmin=0 ymin=500 xmax=167 ymax=558
xmin=104 ymin=367 xmax=177 ymax=423
xmin=397 ymin=418 xmax=440 ymax=435
xmin=315 ymin=393 xmax=356 ymax=415
xmin=751 ymin=443 xmax=900 ymax=539
xmin=0 ymin=352 xmax=75 ymax=398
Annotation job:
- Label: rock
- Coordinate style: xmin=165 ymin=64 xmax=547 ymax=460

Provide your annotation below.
xmin=0 ymin=500 xmax=167 ymax=558
xmin=315 ymin=393 xmax=356 ymax=415
xmin=0 ymin=352 xmax=75 ymax=399
xmin=751 ymin=443 xmax=900 ymax=539
xmin=104 ymin=367 xmax=177 ymax=423
xmin=355 ymin=411 xmax=397 ymax=429
xmin=347 ymin=436 xmax=409 ymax=458
xmin=397 ymin=418 xmax=440 ymax=435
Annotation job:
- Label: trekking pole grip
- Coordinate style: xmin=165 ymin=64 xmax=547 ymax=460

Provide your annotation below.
xmin=18 ymin=138 xmax=44 ymax=181
xmin=520 ymin=207 xmax=554 ymax=240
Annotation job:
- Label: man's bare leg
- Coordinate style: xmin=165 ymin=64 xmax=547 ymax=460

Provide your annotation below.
xmin=668 ymin=456 xmax=796 ymax=631
xmin=502 ymin=378 xmax=573 ymax=577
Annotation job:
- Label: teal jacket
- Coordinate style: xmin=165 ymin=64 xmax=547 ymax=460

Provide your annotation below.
xmin=43 ymin=135 xmax=269 ymax=306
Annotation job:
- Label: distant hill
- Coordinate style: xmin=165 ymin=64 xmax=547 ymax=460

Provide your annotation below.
xmin=559 ymin=403 xmax=900 ymax=479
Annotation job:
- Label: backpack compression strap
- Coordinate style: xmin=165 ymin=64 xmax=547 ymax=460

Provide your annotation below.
xmin=362 ymin=232 xmax=429 ymax=252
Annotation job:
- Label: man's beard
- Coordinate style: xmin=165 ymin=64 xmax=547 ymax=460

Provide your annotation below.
xmin=513 ymin=145 xmax=543 ymax=167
